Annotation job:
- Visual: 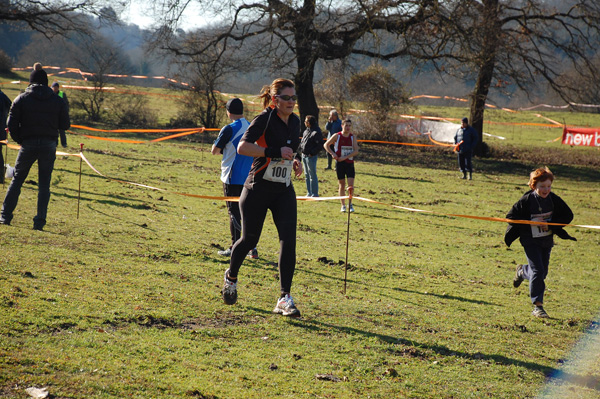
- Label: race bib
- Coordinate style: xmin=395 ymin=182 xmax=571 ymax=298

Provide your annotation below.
xmin=263 ymin=159 xmax=293 ymax=186
xmin=341 ymin=145 xmax=354 ymax=159
xmin=531 ymin=211 xmax=553 ymax=238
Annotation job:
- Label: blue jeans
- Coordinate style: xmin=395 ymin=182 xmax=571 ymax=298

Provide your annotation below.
xmin=1 ymin=137 xmax=57 ymax=228
xmin=302 ymin=154 xmax=319 ymax=197
xmin=522 ymin=244 xmax=552 ymax=304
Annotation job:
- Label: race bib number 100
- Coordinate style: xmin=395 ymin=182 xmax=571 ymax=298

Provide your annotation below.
xmin=263 ymin=159 xmax=293 ymax=186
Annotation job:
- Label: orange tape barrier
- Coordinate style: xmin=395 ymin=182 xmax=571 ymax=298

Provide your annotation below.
xmin=5 ymin=143 xmax=597 ymax=231
xmin=427 ymin=135 xmax=455 ymax=148
xmin=67 ymin=125 xmax=221 ymax=144
xmin=5 ymin=66 xmax=597 ymax=129
xmin=352 ymin=196 xmax=599 ymax=231
xmin=357 ymin=139 xmax=438 ymax=148
xmin=75 ymin=151 xmax=600 ymax=231
xmin=70 ymin=125 xmax=211 ymax=133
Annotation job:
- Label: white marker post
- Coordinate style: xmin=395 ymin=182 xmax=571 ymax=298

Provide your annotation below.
xmin=343 ymin=185 xmax=354 ymax=295
xmin=77 ymin=143 xmax=84 ymax=219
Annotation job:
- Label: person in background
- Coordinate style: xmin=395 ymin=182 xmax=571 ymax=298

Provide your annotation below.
xmin=299 ymin=115 xmax=323 ymax=197
xmin=0 ymin=88 xmax=11 ymax=184
xmin=221 ymin=78 xmax=303 ymax=317
xmin=211 ymin=98 xmax=258 ymax=259
xmin=0 ymin=63 xmax=70 ymax=230
xmin=51 ymin=82 xmax=68 ymax=148
xmin=324 ymin=118 xmax=359 ymax=213
xmin=505 ymin=167 xmax=576 ymax=318
xmin=324 ymin=110 xmax=341 ymax=170
xmin=453 ymin=117 xmax=478 ymax=180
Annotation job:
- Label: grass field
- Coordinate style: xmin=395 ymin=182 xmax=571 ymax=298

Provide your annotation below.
xmin=1 ymin=72 xmax=600 ymax=398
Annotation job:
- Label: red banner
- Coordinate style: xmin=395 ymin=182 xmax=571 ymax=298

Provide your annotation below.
xmin=562 ymin=126 xmax=600 ymax=147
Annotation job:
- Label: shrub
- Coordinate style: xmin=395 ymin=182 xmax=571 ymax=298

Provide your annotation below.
xmin=108 ymin=94 xmax=158 ymax=127
xmin=0 ymin=49 xmax=13 ymax=73
xmin=348 ymin=64 xmax=410 ymax=141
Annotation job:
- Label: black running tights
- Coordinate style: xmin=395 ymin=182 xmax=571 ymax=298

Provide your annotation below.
xmin=228 ymin=185 xmax=297 ymax=294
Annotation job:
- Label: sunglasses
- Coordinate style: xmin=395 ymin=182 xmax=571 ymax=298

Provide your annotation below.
xmin=275 ymin=95 xmax=298 ymax=101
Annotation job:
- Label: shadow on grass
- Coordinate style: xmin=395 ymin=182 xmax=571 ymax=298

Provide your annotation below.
xmin=359 ymin=171 xmax=434 ymax=183
xmin=390 ymin=286 xmax=501 ymax=306
xmin=84 ymin=204 xmax=156 ymax=230
xmin=250 ymin=305 xmax=557 ymax=375
xmin=289 ymin=262 xmax=501 ymax=307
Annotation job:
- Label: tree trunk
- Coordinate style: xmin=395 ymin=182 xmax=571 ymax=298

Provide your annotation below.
xmin=469 ymin=57 xmax=495 ymax=156
xmin=294 ymin=48 xmax=320 ymax=129
xmin=469 ymin=0 xmax=499 ymax=157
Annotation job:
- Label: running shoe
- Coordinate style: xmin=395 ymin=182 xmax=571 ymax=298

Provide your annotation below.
xmin=247 ymin=248 xmax=259 ymax=259
xmin=349 ymin=204 xmax=355 ymax=213
xmin=340 ymin=205 xmax=346 ymax=212
xmin=513 ymin=264 xmax=524 ymax=288
xmin=273 ymin=294 xmax=301 ymax=317
xmin=218 ymin=248 xmax=232 ymax=257
xmin=222 ymin=269 xmax=237 ymax=305
xmin=532 ymin=305 xmax=549 ymax=318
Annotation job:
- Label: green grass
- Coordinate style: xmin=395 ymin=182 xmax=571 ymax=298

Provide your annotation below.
xmin=1 ymin=126 xmax=599 ymax=398
xmin=2 ymin=71 xmax=600 ymax=398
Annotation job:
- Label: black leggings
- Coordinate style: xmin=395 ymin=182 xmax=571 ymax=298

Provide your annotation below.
xmin=223 ymin=183 xmax=243 ymax=248
xmin=228 ymin=185 xmax=297 ymax=294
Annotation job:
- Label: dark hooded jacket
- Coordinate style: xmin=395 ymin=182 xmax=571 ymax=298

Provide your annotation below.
xmin=0 ymin=90 xmax=11 ymax=141
xmin=299 ymin=125 xmax=323 ymax=156
xmin=504 ymin=190 xmax=575 ymax=248
xmin=7 ymin=84 xmax=70 ymax=144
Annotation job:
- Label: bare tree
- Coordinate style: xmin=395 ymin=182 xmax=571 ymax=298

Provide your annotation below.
xmin=315 ymin=58 xmax=351 ymax=120
xmin=69 ymin=33 xmax=136 ymax=122
xmin=0 ymin=0 xmax=121 ymax=37
xmin=150 ymin=0 xmax=440 ymax=125
xmin=404 ymin=0 xmax=600 ymax=154
xmin=167 ymin=28 xmax=256 ymax=128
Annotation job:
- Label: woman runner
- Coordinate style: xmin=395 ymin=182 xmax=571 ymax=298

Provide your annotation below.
xmin=221 ymin=78 xmax=304 ymax=317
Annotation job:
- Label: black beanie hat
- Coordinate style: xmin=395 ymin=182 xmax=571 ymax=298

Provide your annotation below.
xmin=29 ymin=62 xmax=48 ymax=86
xmin=226 ymin=98 xmax=244 ymax=115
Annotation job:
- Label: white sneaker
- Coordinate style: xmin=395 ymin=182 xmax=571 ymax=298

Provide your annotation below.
xmin=218 ymin=248 xmax=232 ymax=257
xmin=340 ymin=205 xmax=346 ymax=212
xmin=222 ymin=269 xmax=237 ymax=305
xmin=349 ymin=204 xmax=355 ymax=213
xmin=273 ymin=294 xmax=301 ymax=317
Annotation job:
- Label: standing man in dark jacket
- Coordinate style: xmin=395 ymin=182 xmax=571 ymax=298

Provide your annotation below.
xmin=0 ymin=63 xmax=70 ymax=231
xmin=454 ymin=117 xmax=478 ymax=180
xmin=324 ymin=110 xmax=341 ymax=170
xmin=0 ymin=88 xmax=12 ymax=184
xmin=299 ymin=115 xmax=323 ymax=197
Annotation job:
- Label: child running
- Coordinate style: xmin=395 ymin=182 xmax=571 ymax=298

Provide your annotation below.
xmin=505 ymin=167 xmax=576 ymax=318
xmin=323 ymin=118 xmax=359 ymax=212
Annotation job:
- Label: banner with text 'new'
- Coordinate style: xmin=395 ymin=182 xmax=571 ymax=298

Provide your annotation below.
xmin=562 ymin=126 xmax=600 ymax=147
